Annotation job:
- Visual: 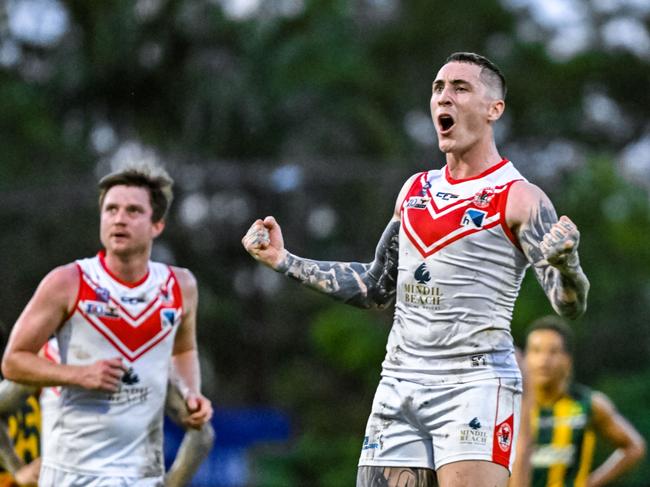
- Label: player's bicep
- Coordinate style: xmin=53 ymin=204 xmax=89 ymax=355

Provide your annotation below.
xmin=512 ymin=185 xmax=559 ymax=269
xmin=6 ymin=266 xmax=77 ymax=354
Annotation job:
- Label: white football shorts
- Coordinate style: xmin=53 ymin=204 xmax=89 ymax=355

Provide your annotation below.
xmin=358 ymin=376 xmax=522 ymax=472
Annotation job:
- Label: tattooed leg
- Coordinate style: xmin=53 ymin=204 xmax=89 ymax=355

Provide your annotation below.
xmin=276 ymin=220 xmax=400 ymax=309
xmin=517 ymin=199 xmax=589 ymax=319
xmin=357 ymin=466 xmax=437 ymax=487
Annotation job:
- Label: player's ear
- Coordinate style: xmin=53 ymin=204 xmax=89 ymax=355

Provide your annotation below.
xmin=488 ymin=99 xmax=505 ymax=122
xmin=152 ymin=219 xmax=165 ymax=239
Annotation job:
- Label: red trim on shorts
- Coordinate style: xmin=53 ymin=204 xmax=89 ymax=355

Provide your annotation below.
xmin=445 ymin=159 xmax=510 ymax=184
xmin=492 ymin=380 xmax=514 ymax=468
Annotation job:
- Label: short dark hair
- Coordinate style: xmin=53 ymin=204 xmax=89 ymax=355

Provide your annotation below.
xmin=525 ymin=315 xmax=574 ymax=355
xmin=445 ymin=52 xmax=507 ymax=100
xmin=98 ymin=162 xmax=174 ymax=223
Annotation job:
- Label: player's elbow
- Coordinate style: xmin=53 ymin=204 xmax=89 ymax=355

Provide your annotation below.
xmin=628 ymin=435 xmax=647 ymax=465
xmin=1 ymin=352 xmax=20 ymax=382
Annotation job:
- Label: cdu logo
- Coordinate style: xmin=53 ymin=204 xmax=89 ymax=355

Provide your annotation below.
xmin=414 ymin=263 xmax=431 ymax=284
xmin=461 ymin=208 xmax=487 ymax=228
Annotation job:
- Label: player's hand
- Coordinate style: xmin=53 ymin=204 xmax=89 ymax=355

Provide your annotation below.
xmin=14 ymin=457 xmax=40 ymax=486
xmin=539 ymin=216 xmax=580 ymax=270
xmin=242 ymin=216 xmax=287 ymax=269
xmin=183 ymin=392 xmax=213 ymax=429
xmin=78 ymin=357 xmax=127 ymax=392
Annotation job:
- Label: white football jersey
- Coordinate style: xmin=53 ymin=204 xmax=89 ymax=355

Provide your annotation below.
xmin=382 ymin=159 xmax=528 ymax=384
xmin=43 ymin=252 xmax=183 ymax=477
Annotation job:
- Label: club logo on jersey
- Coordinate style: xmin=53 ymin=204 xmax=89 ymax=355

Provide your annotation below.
xmin=161 ymin=309 xmax=178 ymax=328
xmin=435 ymin=191 xmax=458 ymax=201
xmin=160 ymin=285 xmax=173 ymax=303
xmin=406 ymin=196 xmax=430 ymax=209
xmin=496 ymin=420 xmax=513 ymax=452
xmin=121 ymin=367 xmax=140 ymax=385
xmin=461 ymin=208 xmax=487 ymax=228
xmin=473 ymin=187 xmax=495 ymax=208
xmin=85 ymin=301 xmax=119 ymax=318
xmin=414 ymin=263 xmax=431 ymax=284
xmin=95 ymin=287 xmax=110 ymax=303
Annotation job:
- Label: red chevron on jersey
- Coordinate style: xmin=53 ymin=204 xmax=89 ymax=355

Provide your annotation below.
xmin=76 ymin=270 xmax=182 ymax=361
xmin=402 ymin=173 xmax=514 ymax=257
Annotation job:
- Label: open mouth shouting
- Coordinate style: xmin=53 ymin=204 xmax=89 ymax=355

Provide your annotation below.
xmin=438 ymin=114 xmax=455 ymax=135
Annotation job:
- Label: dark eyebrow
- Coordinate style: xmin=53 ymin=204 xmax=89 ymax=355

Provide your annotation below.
xmin=433 ymin=78 xmax=472 ymax=88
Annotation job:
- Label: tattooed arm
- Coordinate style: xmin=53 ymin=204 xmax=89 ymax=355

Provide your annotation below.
xmin=507 ymin=182 xmax=589 ymax=319
xmin=243 ymin=216 xmax=400 ymax=309
xmin=241 ymin=177 xmax=418 ymax=309
xmin=278 ymin=219 xmax=399 ymax=308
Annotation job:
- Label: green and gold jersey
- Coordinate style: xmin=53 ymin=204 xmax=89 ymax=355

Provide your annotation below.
xmin=531 ymin=384 xmax=596 ymax=487
xmin=0 ymin=394 xmax=41 ymax=487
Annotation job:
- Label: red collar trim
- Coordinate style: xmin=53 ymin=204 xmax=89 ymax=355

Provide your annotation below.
xmin=98 ymin=250 xmax=150 ymax=288
xmin=445 ymin=158 xmax=510 ymax=185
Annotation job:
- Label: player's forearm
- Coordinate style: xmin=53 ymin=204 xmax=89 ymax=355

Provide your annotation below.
xmin=0 ymin=422 xmax=24 ymax=474
xmin=171 ymin=349 xmax=202 ymax=396
xmin=165 ymin=423 xmax=215 ymax=487
xmin=538 ymin=254 xmax=590 ymax=319
xmin=2 ymin=351 xmax=82 ymax=388
xmin=276 ymin=221 xmax=399 ymax=309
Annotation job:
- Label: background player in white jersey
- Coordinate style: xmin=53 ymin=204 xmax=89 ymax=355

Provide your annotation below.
xmin=1 ymin=162 xmax=212 ymax=486
xmin=242 ymin=52 xmax=589 ymax=487
xmin=0 ymin=340 xmax=214 ymax=486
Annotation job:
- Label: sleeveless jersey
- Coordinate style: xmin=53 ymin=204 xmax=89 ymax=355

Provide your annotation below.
xmin=531 ymin=384 xmax=596 ymax=487
xmin=39 ymin=338 xmax=61 ymax=463
xmin=43 ymin=252 xmax=183 ymax=477
xmin=382 ymin=159 xmax=528 ymax=384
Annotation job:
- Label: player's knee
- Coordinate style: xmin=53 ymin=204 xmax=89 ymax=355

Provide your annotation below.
xmin=356 ymin=466 xmax=436 ymax=487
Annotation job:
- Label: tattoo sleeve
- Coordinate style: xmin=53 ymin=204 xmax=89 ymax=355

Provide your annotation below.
xmin=518 ymin=199 xmax=589 ymax=319
xmin=356 ymin=466 xmax=437 ymax=487
xmin=276 ymin=220 xmax=400 ymax=309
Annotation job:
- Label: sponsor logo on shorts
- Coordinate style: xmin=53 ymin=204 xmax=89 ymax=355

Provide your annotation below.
xmin=460 ymin=417 xmax=488 ymax=445
xmin=496 ymin=421 xmax=512 ymax=452
xmin=362 ymin=435 xmax=381 ymax=450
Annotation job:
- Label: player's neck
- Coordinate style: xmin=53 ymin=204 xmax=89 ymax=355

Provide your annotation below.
xmin=102 ymin=250 xmax=150 ymax=284
xmin=445 ymin=139 xmax=502 ymax=180
xmin=535 ymin=380 xmax=569 ymax=407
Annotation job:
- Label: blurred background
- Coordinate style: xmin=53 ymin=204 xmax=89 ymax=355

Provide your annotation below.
xmin=1 ymin=0 xmax=649 ymax=485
